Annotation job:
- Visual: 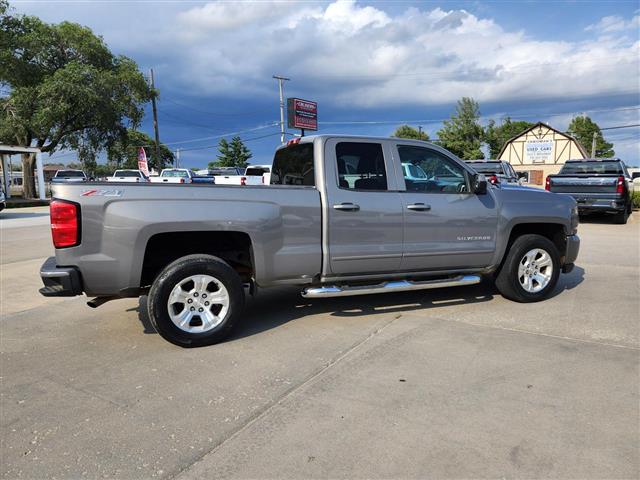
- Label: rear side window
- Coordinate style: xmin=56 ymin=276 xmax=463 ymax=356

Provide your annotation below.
xmin=336 ymin=142 xmax=387 ymax=191
xmin=271 ymin=143 xmax=315 ymax=186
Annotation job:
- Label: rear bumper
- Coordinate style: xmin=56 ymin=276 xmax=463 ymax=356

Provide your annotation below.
xmin=573 ymin=196 xmax=626 ymax=213
xmin=562 ymin=234 xmax=580 ymax=274
xmin=39 ymin=256 xmax=83 ymax=297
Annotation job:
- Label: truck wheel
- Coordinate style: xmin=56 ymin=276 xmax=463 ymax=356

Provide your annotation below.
xmin=613 ymin=207 xmax=629 ymax=224
xmin=147 ymin=254 xmax=245 ymax=347
xmin=495 ymin=234 xmax=560 ymax=303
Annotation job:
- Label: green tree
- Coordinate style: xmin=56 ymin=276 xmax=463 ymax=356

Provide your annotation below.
xmin=106 ymin=129 xmax=174 ymax=171
xmin=567 ymin=115 xmax=614 ymax=158
xmin=436 ymin=97 xmax=484 ymax=159
xmin=484 ymin=118 xmax=535 ymax=158
xmin=391 ymin=125 xmax=429 ymax=141
xmin=210 ymin=136 xmax=252 ymax=168
xmin=0 ymin=3 xmax=153 ymax=197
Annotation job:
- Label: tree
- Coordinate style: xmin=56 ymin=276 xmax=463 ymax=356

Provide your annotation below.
xmin=392 ymin=125 xmax=429 ymax=141
xmin=107 ymin=129 xmax=174 ymax=170
xmin=567 ymin=115 xmax=614 ymax=158
xmin=0 ymin=3 xmax=153 ymax=197
xmin=210 ymin=136 xmax=252 ymax=168
xmin=484 ymin=118 xmax=535 ymax=158
xmin=436 ymin=97 xmax=484 ymax=159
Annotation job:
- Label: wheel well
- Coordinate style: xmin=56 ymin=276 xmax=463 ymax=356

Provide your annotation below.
xmin=140 ymin=231 xmax=253 ymax=287
xmin=507 ymin=223 xmax=566 ymax=257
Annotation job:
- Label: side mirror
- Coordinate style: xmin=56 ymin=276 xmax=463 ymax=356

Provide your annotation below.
xmin=472 ymin=174 xmax=487 ymax=194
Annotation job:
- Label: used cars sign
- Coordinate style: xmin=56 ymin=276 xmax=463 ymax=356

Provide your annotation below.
xmin=287 ymin=98 xmax=318 ymax=131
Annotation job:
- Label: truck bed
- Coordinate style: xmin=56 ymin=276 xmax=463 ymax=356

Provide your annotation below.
xmin=50 ymin=182 xmax=322 ymax=296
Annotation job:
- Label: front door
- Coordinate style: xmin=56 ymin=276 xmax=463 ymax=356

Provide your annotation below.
xmin=393 ymin=144 xmax=498 ymax=271
xmin=324 ymin=139 xmax=404 ymax=275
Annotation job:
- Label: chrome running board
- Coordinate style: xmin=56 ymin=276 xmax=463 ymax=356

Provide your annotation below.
xmin=301 ymin=275 xmax=481 ymax=298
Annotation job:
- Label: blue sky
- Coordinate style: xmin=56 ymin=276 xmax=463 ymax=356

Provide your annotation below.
xmin=12 ymin=0 xmax=640 ymax=167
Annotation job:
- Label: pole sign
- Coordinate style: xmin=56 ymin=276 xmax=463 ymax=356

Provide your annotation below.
xmin=287 ymin=98 xmax=318 ymax=131
xmin=137 ymin=147 xmax=150 ymax=177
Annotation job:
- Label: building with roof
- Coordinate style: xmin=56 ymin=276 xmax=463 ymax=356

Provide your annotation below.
xmin=498 ymin=122 xmax=588 ymax=186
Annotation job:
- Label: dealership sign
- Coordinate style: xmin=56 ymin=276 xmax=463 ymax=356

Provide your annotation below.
xmin=287 ymin=98 xmax=318 ymax=131
xmin=525 ymin=140 xmax=553 ymax=163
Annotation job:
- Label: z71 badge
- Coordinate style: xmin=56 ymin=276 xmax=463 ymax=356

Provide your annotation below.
xmin=81 ymin=189 xmax=123 ymax=197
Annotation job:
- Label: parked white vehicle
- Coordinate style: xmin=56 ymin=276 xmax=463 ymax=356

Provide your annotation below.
xmin=149 ymin=168 xmax=193 ymax=184
xmin=52 ymin=169 xmax=87 ymax=183
xmin=106 ymin=169 xmax=149 ymax=183
xmin=211 ymin=165 xmax=271 ymax=186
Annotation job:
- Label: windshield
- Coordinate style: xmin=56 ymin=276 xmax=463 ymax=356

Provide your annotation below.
xmin=246 ymin=167 xmax=269 ymax=176
xmin=560 ymin=161 xmax=624 ymax=175
xmin=162 ymin=170 xmax=189 ymax=177
xmin=114 ymin=170 xmax=141 ymax=177
xmin=468 ymin=163 xmax=502 ymax=174
xmin=56 ymin=170 xmax=85 ymax=178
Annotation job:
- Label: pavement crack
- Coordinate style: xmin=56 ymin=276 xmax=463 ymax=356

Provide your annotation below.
xmin=171 ymin=313 xmax=403 ymax=479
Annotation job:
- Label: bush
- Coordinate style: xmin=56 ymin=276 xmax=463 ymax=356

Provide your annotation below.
xmin=632 ymin=191 xmax=640 ymax=210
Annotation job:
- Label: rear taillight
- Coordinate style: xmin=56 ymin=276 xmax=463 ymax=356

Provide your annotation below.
xmin=50 ymin=200 xmax=80 ymax=248
xmin=488 ymin=175 xmax=498 ymax=185
xmin=240 ymin=176 xmax=247 ymax=186
xmin=545 ymin=176 xmax=551 ymax=191
xmin=616 ymin=176 xmax=625 ymax=194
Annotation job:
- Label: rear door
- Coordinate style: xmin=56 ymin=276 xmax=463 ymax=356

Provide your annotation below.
xmin=324 ymin=138 xmax=403 ymax=275
xmin=393 ymin=143 xmax=498 ymax=271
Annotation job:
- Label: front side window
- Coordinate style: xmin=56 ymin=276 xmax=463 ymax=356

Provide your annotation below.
xmin=336 ymin=142 xmax=387 ymax=191
xmin=270 ymin=143 xmax=315 ymax=186
xmin=397 ymin=146 xmax=468 ymax=193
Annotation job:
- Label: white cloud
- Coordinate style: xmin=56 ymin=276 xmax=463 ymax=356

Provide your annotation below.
xmin=12 ymin=1 xmax=640 ymax=110
xmin=586 ymin=15 xmax=640 ymax=33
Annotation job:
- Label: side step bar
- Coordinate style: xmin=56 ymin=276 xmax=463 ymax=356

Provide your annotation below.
xmin=301 ymin=275 xmax=481 ymax=298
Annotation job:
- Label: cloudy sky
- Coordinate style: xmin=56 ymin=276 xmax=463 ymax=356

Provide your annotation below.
xmin=12 ymin=0 xmax=640 ymax=167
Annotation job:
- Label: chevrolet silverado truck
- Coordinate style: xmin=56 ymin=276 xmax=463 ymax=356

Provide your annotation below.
xmin=546 ymin=158 xmax=635 ymax=224
xmin=40 ymin=136 xmax=580 ymax=347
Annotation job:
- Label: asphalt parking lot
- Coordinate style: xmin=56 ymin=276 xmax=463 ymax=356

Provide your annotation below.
xmin=1 ymin=207 xmax=639 ymax=479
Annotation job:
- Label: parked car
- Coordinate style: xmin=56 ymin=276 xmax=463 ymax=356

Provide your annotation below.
xmin=106 ymin=169 xmax=149 ymax=183
xmin=546 ymin=158 xmax=635 ymax=224
xmin=51 ymin=169 xmax=87 ymax=183
xmin=465 ymin=160 xmax=520 ymax=185
xmin=149 ymin=168 xmax=193 ymax=184
xmin=40 ymin=135 xmax=579 ymax=347
xmin=0 ymin=185 xmax=5 ymax=212
xmin=213 ymin=165 xmax=271 ymax=186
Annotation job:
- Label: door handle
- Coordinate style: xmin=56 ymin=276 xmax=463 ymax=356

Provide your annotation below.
xmin=333 ymin=202 xmax=360 ymax=212
xmin=406 ymin=203 xmax=431 ymax=211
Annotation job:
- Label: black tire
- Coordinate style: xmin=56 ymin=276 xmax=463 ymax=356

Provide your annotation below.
xmin=495 ymin=234 xmax=561 ymax=303
xmin=613 ymin=207 xmax=629 ymax=224
xmin=147 ymin=254 xmax=245 ymax=347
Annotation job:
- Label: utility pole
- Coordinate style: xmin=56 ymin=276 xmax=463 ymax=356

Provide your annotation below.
xmin=591 ymin=131 xmax=597 ymax=158
xmin=273 ymin=75 xmax=290 ymax=144
xmin=418 ymin=126 xmax=423 ymax=139
xmin=175 ymin=148 xmax=180 ymax=168
xmin=149 ymin=69 xmax=162 ymax=168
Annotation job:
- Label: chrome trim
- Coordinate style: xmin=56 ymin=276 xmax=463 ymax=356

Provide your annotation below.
xmin=301 ymin=274 xmax=481 ymax=298
xmin=403 ymin=249 xmax=495 ymax=258
xmin=332 ymin=253 xmax=403 ymax=262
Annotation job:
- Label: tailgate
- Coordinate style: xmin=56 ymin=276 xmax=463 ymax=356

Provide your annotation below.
xmin=549 ymin=176 xmax=619 ymax=194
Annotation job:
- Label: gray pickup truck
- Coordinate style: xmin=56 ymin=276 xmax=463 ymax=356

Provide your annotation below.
xmin=40 ymin=135 xmax=580 ymax=347
xmin=546 ymin=158 xmax=636 ymax=224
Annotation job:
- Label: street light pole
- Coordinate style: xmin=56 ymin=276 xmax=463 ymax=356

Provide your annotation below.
xmin=273 ymin=75 xmax=290 ymax=145
xmin=149 ymin=69 xmax=162 ymax=168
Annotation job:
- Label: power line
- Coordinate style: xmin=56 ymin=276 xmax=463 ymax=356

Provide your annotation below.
xmin=162 ymin=97 xmax=270 ymax=117
xmin=177 ymin=132 xmax=282 ymax=153
xmin=141 ymin=122 xmax=280 ymax=148
xmin=600 ymin=124 xmax=640 ymax=131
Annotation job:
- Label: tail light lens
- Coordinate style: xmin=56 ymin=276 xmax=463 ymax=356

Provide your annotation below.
xmin=545 ymin=176 xmax=551 ymax=191
xmin=240 ymin=176 xmax=247 ymax=186
xmin=50 ymin=200 xmax=80 ymax=248
xmin=616 ymin=176 xmax=625 ymax=194
xmin=488 ymin=175 xmax=498 ymax=185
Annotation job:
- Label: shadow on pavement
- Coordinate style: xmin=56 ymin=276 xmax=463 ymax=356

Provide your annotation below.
xmin=132 ymin=267 xmax=584 ymax=341
xmin=578 ymin=212 xmax=634 ymax=225
xmin=0 ymin=211 xmax=49 ymax=220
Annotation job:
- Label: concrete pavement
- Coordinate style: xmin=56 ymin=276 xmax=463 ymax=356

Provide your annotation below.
xmin=1 ymin=209 xmax=638 ymax=479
